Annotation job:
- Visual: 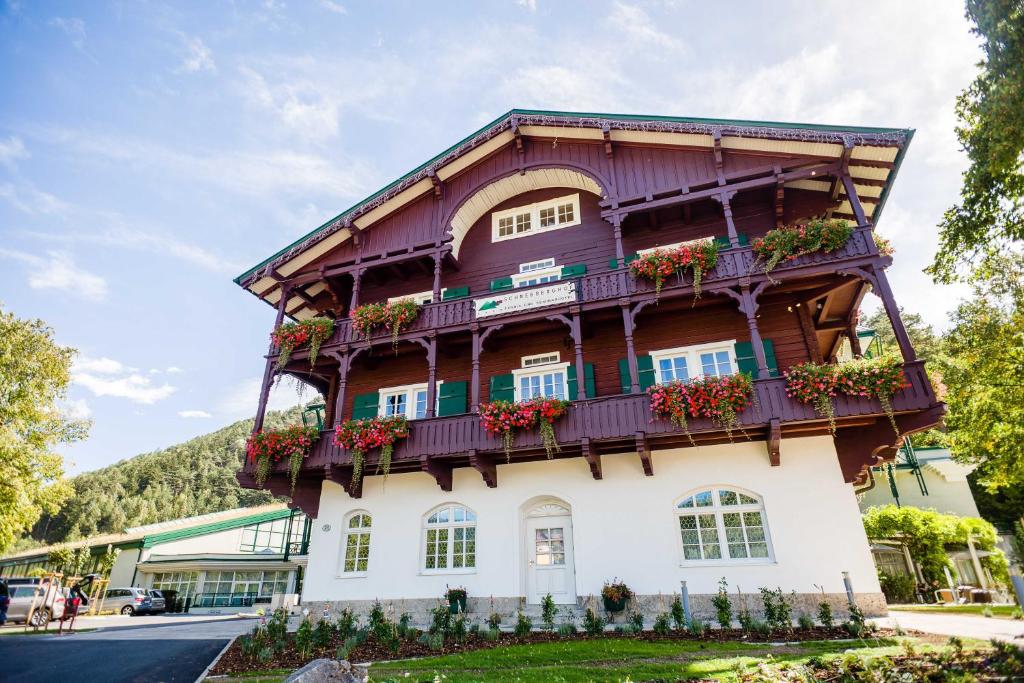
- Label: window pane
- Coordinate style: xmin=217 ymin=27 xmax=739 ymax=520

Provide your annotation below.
xmin=719 ymin=490 xmax=738 ymax=506
xmin=515 ymin=213 xmax=531 ymax=233
xmin=739 ymin=493 xmax=759 ymax=504
xmin=729 ymin=543 xmax=748 ymax=558
xmin=715 ymin=351 xmax=732 ymax=375
xmin=693 ymin=491 xmax=714 ymax=507
xmin=498 ymin=217 xmax=513 ymax=236
xmin=539 ymin=207 xmax=556 ymax=227
xmin=701 ymin=352 xmax=718 ymax=377
xmin=557 ymin=203 xmax=574 ymax=223
xmin=415 ymin=391 xmax=427 ymax=419
xmin=750 ymin=543 xmax=769 ymax=558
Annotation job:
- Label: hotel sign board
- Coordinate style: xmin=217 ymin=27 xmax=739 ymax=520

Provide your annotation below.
xmin=473 ymin=281 xmax=577 ymax=319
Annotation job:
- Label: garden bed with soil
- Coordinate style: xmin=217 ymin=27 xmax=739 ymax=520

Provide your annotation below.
xmin=210 ymin=626 xmax=909 ymax=676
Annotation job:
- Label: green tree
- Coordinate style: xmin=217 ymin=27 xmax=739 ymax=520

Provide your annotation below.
xmin=930 ymin=0 xmax=1024 ymax=281
xmin=860 ymin=308 xmax=943 ymax=364
xmin=0 ymin=306 xmax=85 ymax=552
xmin=936 ymin=256 xmax=1024 ymax=489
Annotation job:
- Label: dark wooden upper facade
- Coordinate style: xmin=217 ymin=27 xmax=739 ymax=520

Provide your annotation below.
xmin=235 ymin=111 xmax=943 ymax=516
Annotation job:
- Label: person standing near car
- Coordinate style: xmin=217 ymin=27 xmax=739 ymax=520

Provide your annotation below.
xmin=0 ymin=578 xmax=9 ymax=626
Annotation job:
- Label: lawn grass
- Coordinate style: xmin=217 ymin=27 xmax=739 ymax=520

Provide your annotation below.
xmin=890 ymin=603 xmax=1022 ymax=619
xmin=368 ymin=636 xmax=926 ymax=682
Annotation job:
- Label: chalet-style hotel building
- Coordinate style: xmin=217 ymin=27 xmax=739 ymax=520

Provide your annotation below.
xmin=235 ymin=111 xmax=943 ymax=622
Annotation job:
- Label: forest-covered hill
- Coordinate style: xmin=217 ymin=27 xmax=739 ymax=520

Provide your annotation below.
xmin=26 ymin=407 xmax=309 ymax=548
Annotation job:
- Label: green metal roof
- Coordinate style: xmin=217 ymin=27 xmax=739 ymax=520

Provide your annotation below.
xmin=235 ymin=108 xmax=914 ymax=285
xmin=141 ymin=508 xmax=293 ymax=549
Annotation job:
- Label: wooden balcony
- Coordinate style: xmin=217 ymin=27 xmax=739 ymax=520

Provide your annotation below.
xmin=292 ymin=226 xmax=879 ymax=353
xmin=247 ymin=359 xmax=939 ymax=497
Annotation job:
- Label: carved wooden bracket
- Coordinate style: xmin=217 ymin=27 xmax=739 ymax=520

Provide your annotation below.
xmin=581 ymin=438 xmax=602 ymax=480
xmin=325 ymin=463 xmax=362 ymax=499
xmin=237 ymin=470 xmax=323 ymax=517
xmin=421 ymin=456 xmax=453 ymax=491
xmin=469 ymin=450 xmax=497 ymax=488
xmin=834 ymin=405 xmax=945 ymax=484
xmin=767 ymin=419 xmax=781 ymax=467
xmin=635 ymin=432 xmax=653 ymax=476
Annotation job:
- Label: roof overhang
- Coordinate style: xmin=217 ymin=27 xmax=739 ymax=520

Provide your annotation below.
xmin=237 ymin=109 xmax=913 ymax=315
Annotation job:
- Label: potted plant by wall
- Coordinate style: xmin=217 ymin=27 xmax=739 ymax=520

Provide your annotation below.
xmin=601 ymin=579 xmax=633 ymax=613
xmin=446 ymin=586 xmax=468 ymax=615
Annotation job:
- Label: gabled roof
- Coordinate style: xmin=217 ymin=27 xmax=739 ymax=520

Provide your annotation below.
xmin=237 ymin=108 xmax=914 ymax=312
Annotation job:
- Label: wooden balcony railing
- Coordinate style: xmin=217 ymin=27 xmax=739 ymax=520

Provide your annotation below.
xmin=250 ymin=359 xmax=934 ymax=480
xmin=301 ymin=227 xmax=878 ymax=351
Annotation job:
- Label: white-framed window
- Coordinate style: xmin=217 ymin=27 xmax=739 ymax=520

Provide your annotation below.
xmin=676 ymin=487 xmax=773 ymax=564
xmin=650 ymin=340 xmax=737 ymax=384
xmin=387 ymin=291 xmax=435 ymax=306
xmin=422 ymin=504 xmax=477 ymax=572
xmin=510 ymin=258 xmax=562 ymax=288
xmin=492 ymin=193 xmax=581 ymax=243
xmin=339 ymin=512 xmax=372 ymax=575
xmin=512 ymin=352 xmax=568 ymax=401
xmin=379 ymin=382 xmax=442 ymax=420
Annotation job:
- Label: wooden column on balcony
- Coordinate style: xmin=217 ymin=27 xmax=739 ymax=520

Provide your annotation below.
xmin=716 ymin=191 xmax=740 ymax=248
xmin=425 ymin=334 xmax=438 ymax=418
xmin=431 ymin=250 xmax=443 ymax=303
xmin=349 ymin=268 xmax=363 ymax=312
xmin=620 ymin=300 xmax=640 ymax=393
xmin=570 ymin=308 xmax=586 ymax=400
xmin=329 ymin=349 xmax=350 ymax=427
xmin=470 ymin=325 xmax=481 ymax=412
xmin=253 ymin=284 xmax=290 ymax=433
xmin=848 ymin=322 xmax=863 ymax=357
xmin=840 ymin=173 xmax=869 ymax=226
xmin=611 ymin=215 xmax=625 ymax=264
xmin=872 ymin=267 xmax=917 ymax=363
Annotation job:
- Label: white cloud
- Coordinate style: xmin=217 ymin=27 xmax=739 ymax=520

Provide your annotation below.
xmin=49 ymin=16 xmax=87 ymax=50
xmin=516 ymin=0 xmax=537 ymax=11
xmin=319 ymin=0 xmax=347 ymax=14
xmin=0 ymin=136 xmax=28 ymax=169
xmin=607 ymin=1 xmax=680 ymax=50
xmin=75 ymin=357 xmax=125 ymax=374
xmin=0 ymin=182 xmax=70 ymax=215
xmin=217 ymin=376 xmax=320 ymax=420
xmin=64 ymin=398 xmax=91 ymax=419
xmin=166 ymin=366 xmax=183 ymax=374
xmin=179 ymin=35 xmax=215 ymax=73
xmin=178 ymin=409 xmax=212 ymax=418
xmin=73 ymin=371 xmax=176 ymax=404
xmin=0 ymin=249 xmax=108 ymax=301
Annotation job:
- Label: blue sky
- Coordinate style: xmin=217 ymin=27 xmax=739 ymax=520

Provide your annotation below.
xmin=0 ymin=0 xmax=980 ymax=473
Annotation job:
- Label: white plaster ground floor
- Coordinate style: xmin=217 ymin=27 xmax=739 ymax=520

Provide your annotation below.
xmin=302 ymin=435 xmax=885 ymax=624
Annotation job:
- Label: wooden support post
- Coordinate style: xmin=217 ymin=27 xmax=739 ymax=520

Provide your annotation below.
xmin=323 ymin=372 xmax=338 ymax=428
xmin=332 ymin=351 xmax=349 ymax=427
xmin=767 ymin=419 xmax=781 ymax=466
xmin=254 ymin=286 xmax=290 ymax=433
xmin=582 ymin=438 xmax=602 ymax=480
xmin=470 ymin=326 xmax=481 ymax=412
xmin=612 ymin=215 xmax=625 ymax=264
xmin=570 ymin=308 xmax=586 ymax=401
xmin=349 ymin=268 xmax=362 ymax=313
xmin=797 ymin=305 xmax=824 ymax=363
xmin=470 ymin=451 xmax=497 ymax=488
xmin=848 ymin=322 xmax=863 ymax=358
xmin=636 ymin=432 xmax=653 ymax=476
xmin=425 ymin=334 xmax=438 ymax=418
xmin=719 ymin=191 xmax=740 ymax=248
xmin=740 ymin=287 xmax=769 ymax=379
xmin=421 ymin=457 xmax=453 ymax=492
xmin=871 ymin=267 xmax=917 ymax=362
xmin=620 ymin=301 xmax=640 ymax=393
xmin=431 ymin=251 xmax=443 ymax=302
xmin=840 ymin=174 xmax=869 ymax=226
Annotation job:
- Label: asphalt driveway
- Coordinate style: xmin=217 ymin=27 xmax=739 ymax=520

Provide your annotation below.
xmin=0 ymin=616 xmax=254 ymax=682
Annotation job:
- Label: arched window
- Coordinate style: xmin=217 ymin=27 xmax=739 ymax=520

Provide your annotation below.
xmin=676 ymin=487 xmax=772 ymax=563
xmin=423 ymin=505 xmax=477 ymax=571
xmin=340 ymin=512 xmax=372 ymax=574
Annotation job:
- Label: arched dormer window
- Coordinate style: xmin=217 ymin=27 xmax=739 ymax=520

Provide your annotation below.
xmin=676 ymin=487 xmax=772 ymax=563
xmin=339 ymin=511 xmax=372 ymax=575
xmin=423 ymin=504 xmax=477 ymax=572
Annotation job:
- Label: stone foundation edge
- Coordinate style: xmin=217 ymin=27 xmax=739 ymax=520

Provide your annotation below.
xmin=303 ymin=592 xmax=887 ymax=629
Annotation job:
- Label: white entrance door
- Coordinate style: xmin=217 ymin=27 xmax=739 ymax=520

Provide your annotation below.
xmin=526 ymin=508 xmax=576 ymax=605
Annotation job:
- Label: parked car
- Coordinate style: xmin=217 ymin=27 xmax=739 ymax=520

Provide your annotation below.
xmin=147 ymin=589 xmax=166 ymax=613
xmin=4 ymin=577 xmax=66 ymax=626
xmin=103 ymin=587 xmax=159 ymax=616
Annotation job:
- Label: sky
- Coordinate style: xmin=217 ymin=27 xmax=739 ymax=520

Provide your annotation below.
xmin=0 ymin=0 xmax=981 ymax=474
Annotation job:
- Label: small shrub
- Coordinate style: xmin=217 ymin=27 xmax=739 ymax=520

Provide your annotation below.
xmin=486 ymin=612 xmax=502 ymax=630
xmin=670 ymin=596 xmax=686 ymax=630
xmin=430 ymin=603 xmax=452 ymax=636
xmin=336 ymin=609 xmax=357 ymax=640
xmin=619 ymin=623 xmax=639 ymax=635
xmin=686 ymin=615 xmax=706 ymax=636
xmin=294 ymin=617 xmax=314 ymax=657
xmin=468 ymin=621 xmax=481 ymax=637
xmin=751 ymin=618 xmax=772 ymax=639
xmin=397 ymin=612 xmax=413 ymax=636
xmin=484 ymin=627 xmax=501 ymax=642
xmin=514 ymin=611 xmax=533 ymax=637
xmin=557 ymin=621 xmax=577 ymax=637
xmin=628 ymin=610 xmax=644 ymax=631
xmin=313 ymin=618 xmax=334 ymax=648
xmin=878 ymin=571 xmax=917 ymax=604
xmin=540 ymin=593 xmax=557 ymax=631
xmin=257 ymin=646 xmax=274 ymax=663
xmin=582 ymin=608 xmax=606 ymax=635
xmin=797 ymin=612 xmax=814 ymax=630
xmin=653 ymin=612 xmax=670 ymax=635
xmin=759 ymin=587 xmax=792 ymax=630
xmin=416 ymin=633 xmax=431 ymax=647
xmin=983 ymin=606 xmax=994 ymax=619
xmin=817 ymin=601 xmax=834 ymax=629
xmin=428 ymin=632 xmax=444 ymax=651
xmin=451 ymin=614 xmax=467 ymax=642
xmin=1013 ymin=607 xmax=1024 ymax=620
xmin=712 ymin=577 xmax=732 ymax=629
xmin=737 ymin=608 xmax=754 ymax=631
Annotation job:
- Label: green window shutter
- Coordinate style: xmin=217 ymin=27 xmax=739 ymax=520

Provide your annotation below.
xmin=490 ymin=277 xmax=513 ymax=292
xmin=560 ymin=263 xmax=587 ymax=278
xmin=737 ymin=233 xmax=750 ymax=247
xmin=565 ymin=363 xmax=595 ymax=399
xmin=618 ymin=358 xmax=632 ymax=393
xmin=442 ymin=286 xmax=470 ymax=301
xmin=713 ymin=235 xmax=731 ymax=250
xmin=489 ymin=373 xmax=515 ymax=403
xmin=351 ymin=392 xmax=379 ymax=420
xmin=609 ymin=257 xmax=620 ymax=269
xmin=584 ymin=362 xmax=596 ymax=398
xmin=624 ymin=253 xmax=638 ymax=266
xmin=637 ymin=354 xmax=656 ymax=391
xmin=567 ymin=365 xmax=578 ymax=399
xmin=618 ymin=357 xmax=654 ymax=393
xmin=733 ymin=340 xmax=777 ymax=377
xmin=436 ymin=381 xmax=468 ymax=416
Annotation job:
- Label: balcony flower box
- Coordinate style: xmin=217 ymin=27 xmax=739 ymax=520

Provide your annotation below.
xmin=630 ymin=238 xmax=719 ymax=300
xmin=752 ymin=219 xmax=854 ymax=280
xmin=479 ymin=397 xmax=570 ymax=460
xmin=246 ymin=425 xmax=320 ymax=491
xmin=351 ymin=299 xmax=419 ymax=351
xmin=601 ymin=579 xmax=633 ymax=613
xmin=648 ymin=373 xmax=754 ymax=444
xmin=333 ymin=415 xmax=410 ymax=489
xmin=270 ymin=317 xmax=335 ymax=373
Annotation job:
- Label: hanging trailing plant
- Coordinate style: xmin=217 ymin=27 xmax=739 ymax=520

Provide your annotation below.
xmin=751 ymin=219 xmax=854 ymax=281
xmin=350 ymin=299 xmax=420 ymax=351
xmin=648 ymin=373 xmax=754 ymax=444
xmin=873 ymin=233 xmax=895 ymax=256
xmin=333 ymin=415 xmax=409 ymax=490
xmin=629 ymin=238 xmax=719 ymax=302
xmin=479 ymin=396 xmax=570 ymax=461
xmin=245 ymin=425 xmax=320 ymax=492
xmin=270 ymin=317 xmax=335 ymax=374
xmin=783 ymin=362 xmax=840 ymax=434
xmin=785 ymin=356 xmax=908 ymax=435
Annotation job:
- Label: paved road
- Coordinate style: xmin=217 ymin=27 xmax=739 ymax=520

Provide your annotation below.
xmin=0 ymin=616 xmax=255 ymax=682
xmin=881 ymin=610 xmax=1024 ymax=644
